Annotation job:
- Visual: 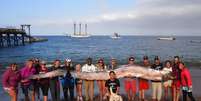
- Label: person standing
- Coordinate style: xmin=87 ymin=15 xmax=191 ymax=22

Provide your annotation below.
xmin=61 ymin=70 xmax=75 ymax=101
xmin=139 ymin=56 xmax=150 ymax=101
xmin=163 ymin=60 xmax=173 ymax=101
xmin=96 ymin=58 xmax=107 ymax=101
xmin=81 ymin=57 xmax=97 ymax=101
xmin=49 ymin=59 xmax=62 ymax=101
xmin=20 ymin=60 xmax=36 ymax=101
xmin=108 ymin=58 xmax=118 ymax=70
xmin=75 ymin=64 xmax=83 ymax=101
xmin=63 ymin=58 xmax=74 ymax=71
xmin=151 ymin=56 xmax=163 ymax=101
xmin=172 ymin=56 xmax=181 ymax=101
xmin=2 ymin=63 xmax=21 ymax=101
xmin=33 ymin=58 xmax=41 ymax=100
xmin=124 ymin=57 xmax=137 ymax=101
xmin=179 ymin=62 xmax=195 ymax=101
xmin=38 ymin=61 xmax=49 ymax=101
xmin=61 ymin=58 xmax=75 ymax=101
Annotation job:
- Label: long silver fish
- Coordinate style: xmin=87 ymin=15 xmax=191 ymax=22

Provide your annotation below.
xmin=29 ymin=65 xmax=170 ymax=81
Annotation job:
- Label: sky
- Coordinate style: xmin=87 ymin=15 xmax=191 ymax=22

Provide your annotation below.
xmin=0 ymin=0 xmax=201 ymax=36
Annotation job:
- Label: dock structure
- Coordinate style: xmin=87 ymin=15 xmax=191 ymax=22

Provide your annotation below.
xmin=0 ymin=25 xmax=32 ymax=47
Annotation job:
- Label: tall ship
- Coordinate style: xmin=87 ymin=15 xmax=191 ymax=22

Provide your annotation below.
xmin=71 ymin=22 xmax=90 ymax=38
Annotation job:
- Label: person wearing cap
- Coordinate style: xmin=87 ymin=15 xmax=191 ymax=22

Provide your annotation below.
xmin=179 ymin=62 xmax=195 ymax=101
xmin=61 ymin=58 xmax=75 ymax=101
xmin=38 ymin=61 xmax=49 ymax=101
xmin=139 ymin=56 xmax=150 ymax=101
xmin=151 ymin=56 xmax=163 ymax=101
xmin=49 ymin=59 xmax=62 ymax=101
xmin=108 ymin=58 xmax=118 ymax=70
xmin=81 ymin=57 xmax=97 ymax=101
xmin=63 ymin=58 xmax=74 ymax=71
xmin=124 ymin=56 xmax=137 ymax=101
xmin=96 ymin=58 xmax=107 ymax=101
xmin=172 ymin=56 xmax=181 ymax=101
xmin=2 ymin=63 xmax=21 ymax=101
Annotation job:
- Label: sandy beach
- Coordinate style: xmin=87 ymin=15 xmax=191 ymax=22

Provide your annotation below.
xmin=1 ymin=68 xmax=201 ymax=101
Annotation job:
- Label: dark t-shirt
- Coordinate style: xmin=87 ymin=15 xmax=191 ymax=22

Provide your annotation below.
xmin=151 ymin=63 xmax=163 ymax=82
xmin=151 ymin=63 xmax=163 ymax=70
xmin=105 ymin=78 xmax=120 ymax=93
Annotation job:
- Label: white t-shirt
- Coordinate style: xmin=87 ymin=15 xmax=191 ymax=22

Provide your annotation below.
xmin=81 ymin=64 xmax=97 ymax=72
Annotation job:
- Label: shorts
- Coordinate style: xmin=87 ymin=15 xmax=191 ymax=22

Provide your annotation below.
xmin=164 ymin=80 xmax=172 ymax=87
xmin=40 ymin=84 xmax=49 ymax=96
xmin=172 ymin=80 xmax=181 ymax=90
xmin=21 ymin=84 xmax=34 ymax=96
xmin=75 ymin=78 xmax=83 ymax=85
xmin=124 ymin=79 xmax=136 ymax=93
xmin=139 ymin=79 xmax=149 ymax=90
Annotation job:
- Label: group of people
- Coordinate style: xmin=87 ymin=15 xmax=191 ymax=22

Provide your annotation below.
xmin=2 ymin=56 xmax=196 ymax=101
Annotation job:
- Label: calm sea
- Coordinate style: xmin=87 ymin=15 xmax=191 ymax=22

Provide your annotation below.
xmin=0 ymin=36 xmax=201 ymax=68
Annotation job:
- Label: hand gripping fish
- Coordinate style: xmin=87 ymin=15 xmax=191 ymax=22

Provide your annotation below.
xmin=29 ymin=65 xmax=171 ymax=81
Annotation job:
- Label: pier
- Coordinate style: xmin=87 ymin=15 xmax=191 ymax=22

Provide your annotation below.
xmin=0 ymin=25 xmax=33 ymax=47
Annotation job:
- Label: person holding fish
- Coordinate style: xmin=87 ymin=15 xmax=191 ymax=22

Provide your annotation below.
xmin=105 ymin=71 xmax=121 ymax=101
xmin=75 ymin=64 xmax=83 ymax=101
xmin=151 ymin=56 xmax=163 ymax=101
xmin=60 ymin=58 xmax=75 ymax=101
xmin=2 ymin=63 xmax=21 ymax=101
xmin=38 ymin=61 xmax=49 ymax=101
xmin=139 ymin=56 xmax=150 ymax=101
xmin=124 ymin=56 xmax=137 ymax=101
xmin=49 ymin=59 xmax=62 ymax=101
xmin=96 ymin=58 xmax=107 ymax=101
xmin=20 ymin=59 xmax=36 ymax=101
xmin=81 ymin=57 xmax=97 ymax=101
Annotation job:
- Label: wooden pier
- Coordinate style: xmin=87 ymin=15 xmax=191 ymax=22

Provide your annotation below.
xmin=0 ymin=25 xmax=32 ymax=47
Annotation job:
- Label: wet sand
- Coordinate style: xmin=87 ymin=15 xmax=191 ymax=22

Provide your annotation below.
xmin=1 ymin=68 xmax=201 ymax=101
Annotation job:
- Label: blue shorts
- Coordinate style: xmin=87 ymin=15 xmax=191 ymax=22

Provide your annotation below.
xmin=21 ymin=84 xmax=34 ymax=96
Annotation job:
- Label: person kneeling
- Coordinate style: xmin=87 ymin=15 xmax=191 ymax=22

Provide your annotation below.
xmin=104 ymin=71 xmax=122 ymax=101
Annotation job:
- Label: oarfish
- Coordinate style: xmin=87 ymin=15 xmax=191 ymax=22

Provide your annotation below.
xmin=29 ymin=65 xmax=170 ymax=81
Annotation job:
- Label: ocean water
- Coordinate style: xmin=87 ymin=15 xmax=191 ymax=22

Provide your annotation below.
xmin=0 ymin=36 xmax=201 ymax=67
xmin=0 ymin=35 xmax=201 ymax=100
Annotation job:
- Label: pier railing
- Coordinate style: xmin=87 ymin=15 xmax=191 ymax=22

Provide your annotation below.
xmin=0 ymin=28 xmax=29 ymax=47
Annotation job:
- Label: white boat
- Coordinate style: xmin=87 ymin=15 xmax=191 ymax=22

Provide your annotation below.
xmin=111 ymin=32 xmax=120 ymax=39
xmin=157 ymin=37 xmax=176 ymax=40
xmin=71 ymin=23 xmax=90 ymax=38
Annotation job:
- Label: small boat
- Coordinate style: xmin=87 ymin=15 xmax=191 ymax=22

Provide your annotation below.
xmin=190 ymin=40 xmax=201 ymax=43
xmin=111 ymin=32 xmax=120 ymax=39
xmin=157 ymin=37 xmax=176 ymax=40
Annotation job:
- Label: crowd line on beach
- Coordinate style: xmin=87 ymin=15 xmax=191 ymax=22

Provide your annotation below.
xmin=2 ymin=56 xmax=196 ymax=101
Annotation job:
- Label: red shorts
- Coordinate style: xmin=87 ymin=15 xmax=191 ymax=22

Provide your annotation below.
xmin=124 ymin=79 xmax=136 ymax=93
xmin=172 ymin=80 xmax=181 ymax=90
xmin=139 ymin=79 xmax=149 ymax=90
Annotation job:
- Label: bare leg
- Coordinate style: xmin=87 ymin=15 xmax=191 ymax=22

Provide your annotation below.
xmin=43 ymin=96 xmax=48 ymax=101
xmin=31 ymin=91 xmax=35 ymax=101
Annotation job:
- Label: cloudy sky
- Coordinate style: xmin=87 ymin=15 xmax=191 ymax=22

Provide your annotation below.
xmin=1 ymin=0 xmax=201 ymax=36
